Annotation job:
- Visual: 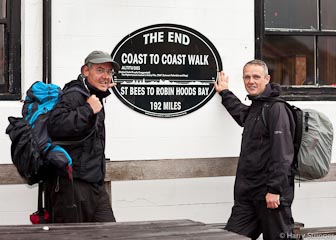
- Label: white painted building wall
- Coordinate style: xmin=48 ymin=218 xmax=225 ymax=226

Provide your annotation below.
xmin=0 ymin=0 xmax=335 ymax=228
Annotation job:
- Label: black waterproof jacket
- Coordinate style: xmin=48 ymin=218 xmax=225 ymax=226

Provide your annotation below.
xmin=220 ymin=83 xmax=295 ymax=203
xmin=48 ymin=75 xmax=109 ymax=184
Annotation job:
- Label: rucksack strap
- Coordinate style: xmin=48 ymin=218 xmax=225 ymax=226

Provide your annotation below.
xmin=51 ymin=85 xmax=97 ymax=146
xmin=261 ymin=97 xmax=298 ymax=143
xmin=63 ymin=86 xmax=90 ymax=98
xmin=261 ymin=98 xmax=301 ymax=173
xmin=52 ymin=128 xmax=96 ymax=146
xmin=261 ymin=97 xmax=287 ymax=129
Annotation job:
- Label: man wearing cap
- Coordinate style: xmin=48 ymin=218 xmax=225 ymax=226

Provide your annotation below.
xmin=46 ymin=50 xmax=120 ymax=223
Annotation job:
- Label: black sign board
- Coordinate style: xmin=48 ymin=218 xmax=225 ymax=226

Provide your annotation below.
xmin=111 ymin=24 xmax=222 ymax=118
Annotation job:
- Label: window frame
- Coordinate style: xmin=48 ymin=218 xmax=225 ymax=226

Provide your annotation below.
xmin=0 ymin=0 xmax=21 ymax=100
xmin=255 ymin=0 xmax=336 ymax=101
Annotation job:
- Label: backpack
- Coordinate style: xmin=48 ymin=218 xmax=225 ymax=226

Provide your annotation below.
xmin=262 ymin=98 xmax=334 ymax=181
xmin=5 ymin=81 xmax=90 ymax=185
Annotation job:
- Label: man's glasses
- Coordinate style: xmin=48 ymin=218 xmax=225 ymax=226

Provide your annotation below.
xmin=94 ymin=67 xmax=115 ymax=76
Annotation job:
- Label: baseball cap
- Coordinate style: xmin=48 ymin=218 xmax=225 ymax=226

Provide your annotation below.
xmin=83 ymin=50 xmax=120 ymax=72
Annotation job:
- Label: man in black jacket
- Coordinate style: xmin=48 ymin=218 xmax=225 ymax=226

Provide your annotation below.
xmin=214 ymin=60 xmax=295 ymax=240
xmin=47 ymin=50 xmax=120 ymax=223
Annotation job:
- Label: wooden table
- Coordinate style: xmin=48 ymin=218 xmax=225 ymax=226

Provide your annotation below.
xmin=0 ymin=219 xmax=248 ymax=240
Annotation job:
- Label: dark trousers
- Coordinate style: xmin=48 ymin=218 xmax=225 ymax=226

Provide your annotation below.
xmin=46 ymin=176 xmax=116 ymax=223
xmin=225 ymin=200 xmax=294 ymax=240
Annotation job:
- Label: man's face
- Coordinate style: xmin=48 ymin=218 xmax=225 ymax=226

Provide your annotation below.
xmin=82 ymin=62 xmax=114 ymax=92
xmin=243 ymin=64 xmax=270 ymax=96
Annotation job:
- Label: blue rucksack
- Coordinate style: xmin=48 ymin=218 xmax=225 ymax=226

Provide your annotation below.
xmin=6 ymin=81 xmax=89 ymax=185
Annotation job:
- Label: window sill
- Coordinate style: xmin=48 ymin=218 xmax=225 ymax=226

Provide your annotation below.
xmin=280 ymin=86 xmax=336 ymax=101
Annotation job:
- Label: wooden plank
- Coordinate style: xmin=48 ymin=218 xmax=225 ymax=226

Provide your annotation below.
xmin=0 ymin=219 xmax=201 ymax=233
xmin=0 ymin=157 xmax=239 ymax=184
xmin=300 ymin=226 xmax=336 ymax=234
xmin=106 ymin=157 xmax=239 ymax=181
xmin=3 ymin=219 xmax=336 ymax=240
xmin=0 ymin=219 xmax=249 ymax=240
xmin=299 ymin=226 xmax=336 ymax=239
xmin=0 ymin=164 xmax=25 ymax=184
xmin=1 ymin=158 xmax=336 ymax=185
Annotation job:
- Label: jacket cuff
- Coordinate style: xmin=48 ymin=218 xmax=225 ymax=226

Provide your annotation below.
xmin=219 ymin=89 xmax=230 ymax=97
xmin=267 ymin=186 xmax=280 ymax=195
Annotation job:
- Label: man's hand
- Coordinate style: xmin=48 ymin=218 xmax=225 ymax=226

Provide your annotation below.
xmin=265 ymin=193 xmax=280 ymax=209
xmin=214 ymin=71 xmax=229 ymax=93
xmin=87 ymin=94 xmax=102 ymax=114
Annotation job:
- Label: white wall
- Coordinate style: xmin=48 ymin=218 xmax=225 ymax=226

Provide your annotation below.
xmin=0 ymin=0 xmax=335 ymax=228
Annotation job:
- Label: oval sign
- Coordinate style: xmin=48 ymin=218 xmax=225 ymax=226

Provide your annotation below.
xmin=111 ymin=24 xmax=222 ymax=118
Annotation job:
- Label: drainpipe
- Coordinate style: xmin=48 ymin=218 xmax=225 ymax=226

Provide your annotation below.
xmin=42 ymin=0 xmax=51 ymax=83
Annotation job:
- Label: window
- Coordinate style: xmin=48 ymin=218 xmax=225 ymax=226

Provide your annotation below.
xmin=255 ymin=0 xmax=336 ymax=100
xmin=0 ymin=0 xmax=21 ymax=100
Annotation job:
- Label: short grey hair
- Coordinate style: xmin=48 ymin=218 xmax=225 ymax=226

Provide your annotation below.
xmin=243 ymin=59 xmax=269 ymax=76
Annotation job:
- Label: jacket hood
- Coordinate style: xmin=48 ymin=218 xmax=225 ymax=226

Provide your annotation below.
xmin=64 ymin=74 xmax=87 ymax=90
xmin=247 ymin=82 xmax=281 ymax=101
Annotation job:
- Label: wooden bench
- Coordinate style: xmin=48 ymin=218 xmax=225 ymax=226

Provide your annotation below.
xmin=0 ymin=219 xmax=249 ymax=240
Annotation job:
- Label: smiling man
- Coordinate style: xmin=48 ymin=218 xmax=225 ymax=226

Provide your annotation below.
xmin=46 ymin=50 xmax=120 ymax=223
xmin=214 ymin=60 xmax=296 ymax=240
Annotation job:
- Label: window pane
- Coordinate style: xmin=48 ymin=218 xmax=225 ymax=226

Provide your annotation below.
xmin=318 ymin=36 xmax=336 ymax=85
xmin=262 ymin=36 xmax=315 ymax=86
xmin=265 ymin=0 xmax=318 ymax=30
xmin=321 ymin=0 xmax=336 ymax=31
xmin=0 ymin=24 xmax=5 ymax=93
xmin=0 ymin=0 xmax=5 ymax=93
xmin=0 ymin=0 xmax=5 ymax=18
